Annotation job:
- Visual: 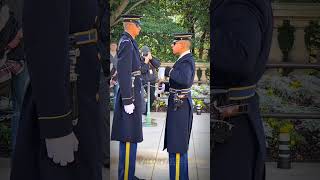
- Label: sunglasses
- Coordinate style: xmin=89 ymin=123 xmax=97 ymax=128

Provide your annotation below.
xmin=135 ymin=23 xmax=141 ymax=28
xmin=172 ymin=41 xmax=179 ymax=46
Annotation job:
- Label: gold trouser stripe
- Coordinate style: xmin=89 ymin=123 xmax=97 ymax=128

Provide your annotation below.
xmin=176 ymin=153 xmax=180 ymax=180
xmin=124 ymin=142 xmax=130 ymax=180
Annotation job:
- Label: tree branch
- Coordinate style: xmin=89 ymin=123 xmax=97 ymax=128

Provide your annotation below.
xmin=110 ymin=0 xmax=129 ymax=26
xmin=124 ymin=0 xmax=148 ymax=15
xmin=111 ymin=0 xmax=148 ymax=28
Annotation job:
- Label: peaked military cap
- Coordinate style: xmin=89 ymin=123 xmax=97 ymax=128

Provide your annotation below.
xmin=121 ymin=14 xmax=143 ymax=26
xmin=173 ymin=33 xmax=193 ymax=41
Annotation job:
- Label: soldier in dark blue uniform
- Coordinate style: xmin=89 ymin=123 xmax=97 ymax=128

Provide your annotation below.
xmin=10 ymin=0 xmax=103 ymax=180
xmin=211 ymin=0 xmax=273 ymax=180
xmin=110 ymin=15 xmax=144 ymax=180
xmin=159 ymin=33 xmax=195 ymax=180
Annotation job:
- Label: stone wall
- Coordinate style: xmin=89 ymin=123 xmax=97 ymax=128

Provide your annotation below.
xmin=270 ymin=3 xmax=320 ymax=63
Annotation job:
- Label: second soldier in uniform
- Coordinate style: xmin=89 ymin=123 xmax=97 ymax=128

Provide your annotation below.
xmin=159 ymin=33 xmax=195 ymax=180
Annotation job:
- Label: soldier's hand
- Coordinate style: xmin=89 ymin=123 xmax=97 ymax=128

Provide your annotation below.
xmin=158 ymin=83 xmax=165 ymax=93
xmin=124 ymin=103 xmax=135 ymax=114
xmin=7 ymin=29 xmax=23 ymax=49
xmin=147 ymin=52 xmax=152 ymax=60
xmin=45 ymin=132 xmax=79 ymax=166
xmin=144 ymin=56 xmax=150 ymax=64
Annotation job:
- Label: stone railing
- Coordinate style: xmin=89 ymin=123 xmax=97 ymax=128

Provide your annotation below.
xmin=160 ymin=62 xmax=210 ymax=83
xmin=270 ymin=3 xmax=320 ymax=63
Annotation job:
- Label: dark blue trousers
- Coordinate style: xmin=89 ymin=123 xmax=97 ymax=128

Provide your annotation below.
xmin=169 ymin=152 xmax=189 ymax=180
xmin=118 ymin=142 xmax=137 ymax=180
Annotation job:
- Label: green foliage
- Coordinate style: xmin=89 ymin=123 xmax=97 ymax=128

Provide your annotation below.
xmin=266 ymin=87 xmax=275 ymax=96
xmin=258 ymin=71 xmax=320 ymax=160
xmin=193 ymin=98 xmax=205 ymax=108
xmin=304 ymin=20 xmax=320 ymax=62
xmin=110 ymin=0 xmax=210 ymax=62
xmin=305 ymin=21 xmax=320 ymax=50
xmin=258 ymin=71 xmax=320 ymax=108
xmin=265 ymin=118 xmax=303 ymax=147
xmin=157 ymin=100 xmax=166 ymax=108
xmin=289 ymin=80 xmax=302 ymax=89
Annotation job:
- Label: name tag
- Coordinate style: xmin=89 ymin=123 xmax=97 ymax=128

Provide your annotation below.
xmin=149 ymin=69 xmax=153 ymax=74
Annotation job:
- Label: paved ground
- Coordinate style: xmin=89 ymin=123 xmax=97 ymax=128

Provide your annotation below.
xmin=0 ymin=158 xmax=109 ymax=180
xmin=1 ymin=112 xmax=320 ymax=180
xmin=266 ymin=162 xmax=320 ymax=180
xmin=110 ymin=112 xmax=210 ymax=180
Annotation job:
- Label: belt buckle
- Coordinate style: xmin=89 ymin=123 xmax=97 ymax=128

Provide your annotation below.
xmin=177 ymin=94 xmax=186 ymax=99
xmin=238 ymin=103 xmax=248 ymax=113
xmin=89 ymin=29 xmax=97 ymax=41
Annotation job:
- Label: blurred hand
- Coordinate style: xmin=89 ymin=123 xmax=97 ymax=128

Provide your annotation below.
xmin=158 ymin=83 xmax=165 ymax=93
xmin=45 ymin=132 xmax=79 ymax=166
xmin=110 ymin=79 xmax=117 ymax=87
xmin=7 ymin=29 xmax=23 ymax=49
xmin=147 ymin=52 xmax=152 ymax=60
xmin=124 ymin=103 xmax=135 ymax=114
xmin=144 ymin=56 xmax=150 ymax=64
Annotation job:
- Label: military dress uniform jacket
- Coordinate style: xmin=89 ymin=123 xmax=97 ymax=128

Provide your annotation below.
xmin=211 ymin=0 xmax=273 ymax=179
xmin=10 ymin=0 xmax=103 ymax=180
xmin=163 ymin=53 xmax=195 ymax=153
xmin=111 ymin=32 xmax=143 ymax=143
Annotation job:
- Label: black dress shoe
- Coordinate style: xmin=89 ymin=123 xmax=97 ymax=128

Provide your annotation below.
xmin=134 ymin=176 xmax=145 ymax=180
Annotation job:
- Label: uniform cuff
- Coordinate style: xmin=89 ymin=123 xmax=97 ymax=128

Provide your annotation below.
xmin=165 ymin=67 xmax=173 ymax=77
xmin=38 ymin=111 xmax=73 ymax=139
xmin=122 ymin=96 xmax=133 ymax=105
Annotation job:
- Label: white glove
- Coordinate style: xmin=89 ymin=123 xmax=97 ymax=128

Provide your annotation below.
xmin=124 ymin=103 xmax=135 ymax=114
xmin=45 ymin=132 xmax=79 ymax=166
xmin=158 ymin=83 xmax=165 ymax=94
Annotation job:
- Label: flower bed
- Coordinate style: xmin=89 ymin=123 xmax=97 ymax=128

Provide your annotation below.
xmin=259 ymin=70 xmax=320 ymax=161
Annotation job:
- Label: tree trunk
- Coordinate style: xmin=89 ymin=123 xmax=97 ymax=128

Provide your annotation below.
xmin=110 ymin=0 xmax=129 ymax=27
